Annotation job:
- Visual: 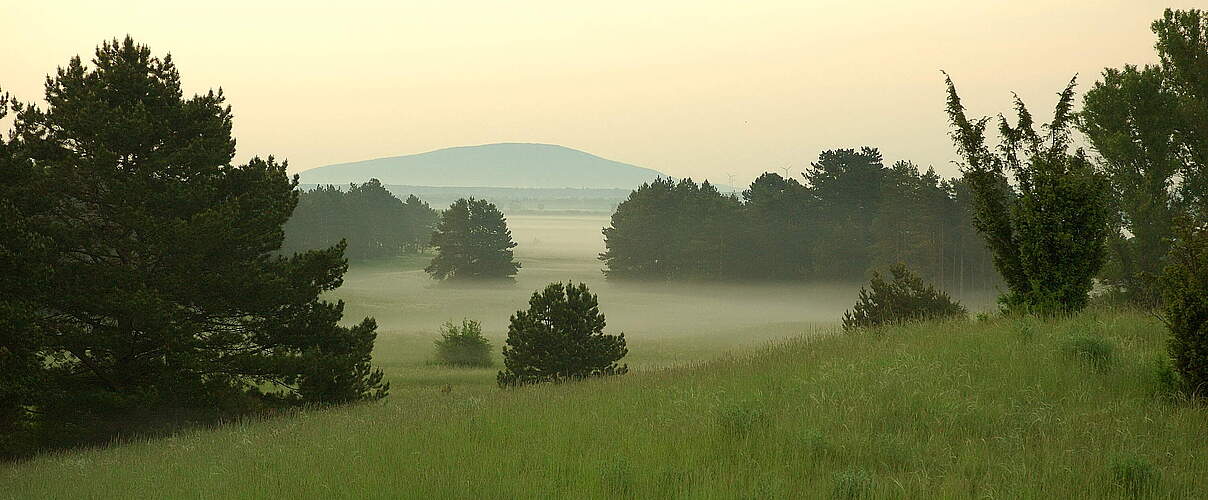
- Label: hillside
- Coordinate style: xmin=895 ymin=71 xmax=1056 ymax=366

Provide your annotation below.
xmin=296 ymin=143 xmax=666 ymax=189
xmin=4 ymin=309 xmax=1205 ymax=498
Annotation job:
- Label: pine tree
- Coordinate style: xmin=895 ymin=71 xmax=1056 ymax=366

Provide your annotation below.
xmin=842 ymin=263 xmax=966 ymax=331
xmin=498 ymin=282 xmax=628 ymax=386
xmin=426 ymin=197 xmax=520 ymax=280
xmin=0 ymin=37 xmax=387 ymax=456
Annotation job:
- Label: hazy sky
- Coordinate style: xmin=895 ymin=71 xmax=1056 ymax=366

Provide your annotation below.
xmin=2 ymin=0 xmax=1199 ymax=185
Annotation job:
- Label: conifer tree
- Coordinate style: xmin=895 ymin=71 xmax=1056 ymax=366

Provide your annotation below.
xmin=498 ymin=282 xmax=627 ymax=386
xmin=0 ymin=38 xmax=387 ymax=456
xmin=944 ymin=73 xmax=1111 ymax=314
xmin=426 ymin=197 xmax=520 ymax=280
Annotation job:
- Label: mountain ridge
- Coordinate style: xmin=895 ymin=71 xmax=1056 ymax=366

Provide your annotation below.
xmin=296 ymin=143 xmax=666 ymax=189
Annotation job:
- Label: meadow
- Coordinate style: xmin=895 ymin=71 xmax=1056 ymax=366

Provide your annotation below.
xmin=5 ymin=215 xmax=1198 ymax=498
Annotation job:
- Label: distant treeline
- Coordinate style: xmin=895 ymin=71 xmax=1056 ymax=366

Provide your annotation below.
xmin=600 ymin=147 xmax=997 ymax=291
xmin=282 ymin=179 xmax=439 ymax=260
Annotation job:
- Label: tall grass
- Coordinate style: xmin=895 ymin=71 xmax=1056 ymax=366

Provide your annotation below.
xmin=2 ymin=308 xmax=1204 ymax=498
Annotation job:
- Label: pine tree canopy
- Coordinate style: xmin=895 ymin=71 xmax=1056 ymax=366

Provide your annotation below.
xmin=0 ymin=37 xmax=386 ymax=457
xmin=425 ymin=197 xmax=520 ymax=280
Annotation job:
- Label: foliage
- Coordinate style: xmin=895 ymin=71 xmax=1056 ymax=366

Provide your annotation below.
xmin=1162 ymin=221 xmax=1208 ymax=396
xmin=498 ymin=282 xmax=627 ymax=386
xmin=944 ymin=73 xmax=1112 ymax=314
xmin=1062 ymin=334 xmax=1116 ymax=371
xmin=842 ymin=263 xmax=966 ymax=331
xmin=0 ymin=37 xmax=386 ymax=458
xmin=1153 ymin=9 xmax=1208 ymax=221
xmin=1080 ymin=9 xmax=1208 ymax=304
xmin=433 ymin=319 xmax=492 ymax=367
xmin=601 ymin=159 xmax=998 ymax=290
xmin=281 ymin=180 xmax=438 ymax=260
xmin=426 ymin=197 xmax=520 ymax=280
xmin=1111 ymin=454 xmax=1158 ymax=499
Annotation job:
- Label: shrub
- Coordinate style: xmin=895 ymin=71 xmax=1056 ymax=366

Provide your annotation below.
xmin=1110 ymin=454 xmax=1157 ymax=499
xmin=433 ymin=319 xmax=492 ymax=367
xmin=497 ymin=282 xmax=628 ymax=387
xmin=1062 ymin=334 xmax=1116 ymax=370
xmin=715 ymin=400 xmax=766 ymax=439
xmin=842 ymin=263 xmax=967 ymax=331
xmin=1163 ymin=221 xmax=1208 ymax=396
xmin=831 ymin=469 xmax=873 ymax=499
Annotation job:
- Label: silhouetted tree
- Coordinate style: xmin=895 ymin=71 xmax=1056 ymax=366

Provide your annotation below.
xmin=498 ymin=282 xmax=627 ymax=386
xmin=426 ymin=197 xmax=520 ymax=280
xmin=0 ymin=38 xmax=387 ymax=457
xmin=281 ymin=180 xmax=437 ymax=260
xmin=945 ymin=73 xmax=1111 ymax=314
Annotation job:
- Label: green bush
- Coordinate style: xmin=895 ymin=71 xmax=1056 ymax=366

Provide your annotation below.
xmin=497 ymin=282 xmax=628 ymax=386
xmin=433 ymin=320 xmax=492 ymax=367
xmin=1163 ymin=222 xmax=1208 ymax=396
xmin=831 ymin=469 xmax=873 ymax=499
xmin=1110 ymin=454 xmax=1157 ymax=499
xmin=842 ymin=263 xmax=967 ymax=331
xmin=1062 ymin=334 xmax=1116 ymax=370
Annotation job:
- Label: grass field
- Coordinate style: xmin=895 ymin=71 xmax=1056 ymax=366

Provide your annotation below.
xmin=6 ymin=215 xmax=1197 ymax=498
xmin=4 ymin=308 xmax=1204 ymax=498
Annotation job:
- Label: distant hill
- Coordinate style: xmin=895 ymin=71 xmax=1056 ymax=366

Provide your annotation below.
xmin=296 ymin=143 xmax=666 ymax=189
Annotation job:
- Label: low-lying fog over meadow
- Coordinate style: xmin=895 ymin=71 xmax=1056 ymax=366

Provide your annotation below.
xmin=341 ymin=212 xmax=998 ymax=386
xmin=5 ymin=3 xmax=1208 ymax=498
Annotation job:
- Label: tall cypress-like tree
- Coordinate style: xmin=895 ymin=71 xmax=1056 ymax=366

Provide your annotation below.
xmin=0 ymin=38 xmax=386 ymax=456
xmin=425 ymin=197 xmax=520 ymax=280
xmin=944 ymin=73 xmax=1111 ymax=314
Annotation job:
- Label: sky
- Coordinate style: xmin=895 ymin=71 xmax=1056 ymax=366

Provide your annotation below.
xmin=1 ymin=0 xmax=1200 ymax=185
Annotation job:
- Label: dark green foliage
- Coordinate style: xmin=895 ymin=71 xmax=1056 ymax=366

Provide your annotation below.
xmin=433 ymin=319 xmax=492 ymax=367
xmin=601 ymin=163 xmax=998 ymax=289
xmin=944 ymin=73 xmax=1112 ymax=314
xmin=1110 ymin=455 xmax=1157 ymax=499
xmin=426 ymin=197 xmax=520 ymax=280
xmin=831 ymin=470 xmax=873 ymax=499
xmin=281 ymin=180 xmax=438 ymax=260
xmin=1080 ymin=9 xmax=1208 ymax=304
xmin=1153 ymin=9 xmax=1208 ymax=221
xmin=497 ymin=282 xmax=627 ymax=386
xmin=1062 ymin=334 xmax=1116 ymax=371
xmin=1162 ymin=221 xmax=1208 ymax=396
xmin=842 ymin=263 xmax=966 ymax=331
xmin=600 ymin=178 xmax=744 ymax=280
xmin=0 ymin=38 xmax=386 ymax=458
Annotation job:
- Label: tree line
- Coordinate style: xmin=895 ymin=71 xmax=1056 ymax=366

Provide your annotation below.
xmin=600 ymin=150 xmax=998 ymax=294
xmin=281 ymin=179 xmax=439 ymax=261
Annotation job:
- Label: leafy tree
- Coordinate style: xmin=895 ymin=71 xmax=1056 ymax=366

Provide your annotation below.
xmin=1081 ymin=65 xmax=1181 ymax=305
xmin=498 ymin=282 xmax=628 ymax=386
xmin=1162 ymin=220 xmax=1208 ymax=395
xmin=433 ymin=319 xmax=492 ymax=367
xmin=1153 ymin=9 xmax=1208 ymax=220
xmin=0 ymin=38 xmax=386 ymax=457
xmin=426 ymin=197 xmax=520 ymax=280
xmin=944 ymin=73 xmax=1112 ymax=314
xmin=842 ymin=263 xmax=966 ymax=331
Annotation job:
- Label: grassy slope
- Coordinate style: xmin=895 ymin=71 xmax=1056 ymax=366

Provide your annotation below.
xmin=4 ymin=309 xmax=1205 ymax=498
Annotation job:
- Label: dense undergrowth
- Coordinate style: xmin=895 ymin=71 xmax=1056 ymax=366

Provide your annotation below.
xmin=2 ymin=308 xmax=1204 ymax=498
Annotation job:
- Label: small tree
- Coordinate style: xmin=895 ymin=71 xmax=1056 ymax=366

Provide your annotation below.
xmin=842 ymin=263 xmax=967 ymax=331
xmin=1163 ymin=221 xmax=1208 ymax=395
xmin=426 ymin=198 xmax=520 ymax=280
xmin=944 ymin=73 xmax=1112 ymax=314
xmin=498 ymin=282 xmax=628 ymax=386
xmin=433 ymin=319 xmax=492 ymax=367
